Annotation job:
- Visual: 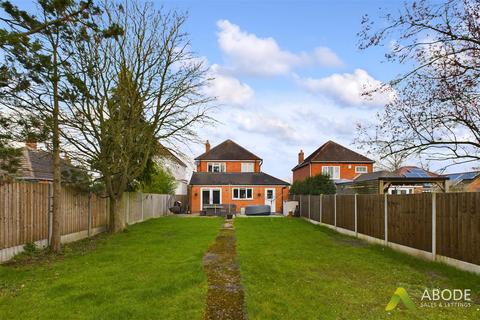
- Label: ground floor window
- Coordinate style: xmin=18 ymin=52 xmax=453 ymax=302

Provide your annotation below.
xmin=232 ymin=187 xmax=253 ymax=200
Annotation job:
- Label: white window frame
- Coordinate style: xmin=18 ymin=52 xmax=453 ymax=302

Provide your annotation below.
xmin=355 ymin=165 xmax=368 ymax=174
xmin=388 ymin=186 xmax=414 ymax=195
xmin=322 ymin=166 xmax=341 ymax=180
xmin=207 ymin=162 xmax=226 ymax=173
xmin=200 ymin=188 xmax=222 ymax=209
xmin=232 ymin=187 xmax=253 ymax=200
xmin=241 ymin=162 xmax=254 ymax=172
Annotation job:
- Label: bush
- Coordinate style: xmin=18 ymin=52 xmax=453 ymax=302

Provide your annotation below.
xmin=290 ymin=174 xmax=336 ymax=195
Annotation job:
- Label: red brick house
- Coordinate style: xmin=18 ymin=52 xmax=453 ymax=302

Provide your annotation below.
xmin=292 ymin=140 xmax=374 ymax=182
xmin=189 ymin=140 xmax=289 ymax=214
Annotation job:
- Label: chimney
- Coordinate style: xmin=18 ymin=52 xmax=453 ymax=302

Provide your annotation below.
xmin=298 ymin=149 xmax=304 ymax=164
xmin=26 ymin=139 xmax=37 ymax=150
xmin=205 ymin=140 xmax=211 ymax=152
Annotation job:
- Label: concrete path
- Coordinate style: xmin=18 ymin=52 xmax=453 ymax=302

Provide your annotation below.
xmin=203 ymin=219 xmax=247 ymax=320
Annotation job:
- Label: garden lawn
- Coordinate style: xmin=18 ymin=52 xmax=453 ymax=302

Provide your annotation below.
xmin=0 ymin=217 xmax=223 ymax=320
xmin=235 ymin=217 xmax=480 ymax=320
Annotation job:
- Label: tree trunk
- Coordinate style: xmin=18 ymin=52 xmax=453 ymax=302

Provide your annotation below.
xmin=109 ymin=195 xmax=125 ymax=233
xmin=50 ymin=44 xmax=62 ymax=252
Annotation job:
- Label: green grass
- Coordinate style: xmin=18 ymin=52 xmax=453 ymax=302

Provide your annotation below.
xmin=0 ymin=217 xmax=223 ymax=320
xmin=235 ymin=217 xmax=480 ymax=320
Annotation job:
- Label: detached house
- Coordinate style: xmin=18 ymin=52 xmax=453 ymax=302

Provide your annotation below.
xmin=292 ymin=140 xmax=374 ymax=182
xmin=189 ymin=140 xmax=289 ymax=214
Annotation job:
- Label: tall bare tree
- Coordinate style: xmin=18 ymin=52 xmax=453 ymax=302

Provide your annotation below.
xmin=356 ymin=0 xmax=480 ymax=169
xmin=62 ymin=1 xmax=212 ymax=232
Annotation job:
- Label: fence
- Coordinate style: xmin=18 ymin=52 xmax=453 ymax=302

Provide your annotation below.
xmin=290 ymin=193 xmax=480 ymax=273
xmin=0 ymin=181 xmax=182 ymax=262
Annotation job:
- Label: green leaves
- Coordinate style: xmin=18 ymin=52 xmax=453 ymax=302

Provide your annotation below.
xmin=290 ymin=174 xmax=336 ymax=195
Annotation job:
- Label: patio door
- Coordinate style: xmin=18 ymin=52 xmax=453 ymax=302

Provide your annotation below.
xmin=265 ymin=188 xmax=275 ymax=213
xmin=201 ymin=188 xmax=221 ymax=209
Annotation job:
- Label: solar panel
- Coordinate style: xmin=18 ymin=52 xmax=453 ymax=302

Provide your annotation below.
xmin=404 ymin=168 xmax=430 ymax=178
xmin=446 ymin=171 xmax=479 ymax=181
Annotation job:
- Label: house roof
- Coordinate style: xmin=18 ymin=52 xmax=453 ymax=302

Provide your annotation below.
xmin=292 ymin=140 xmax=374 ymax=171
xmin=158 ymin=145 xmax=187 ymax=167
xmin=445 ymin=171 xmax=480 ymax=183
xmin=195 ymin=139 xmax=262 ymax=161
xmin=17 ymin=147 xmax=83 ymax=182
xmin=189 ymin=172 xmax=289 ymax=186
xmin=353 ymin=166 xmax=447 ymax=182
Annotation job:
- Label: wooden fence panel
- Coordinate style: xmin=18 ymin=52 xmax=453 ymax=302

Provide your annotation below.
xmin=61 ymin=187 xmax=89 ymax=235
xmin=298 ymin=195 xmax=308 ymax=218
xmin=336 ymin=195 xmax=355 ymax=231
xmin=143 ymin=194 xmax=154 ymax=220
xmin=322 ymin=195 xmax=335 ymax=225
xmin=357 ymin=194 xmax=385 ymax=240
xmin=437 ymin=193 xmax=480 ymax=265
xmin=127 ymin=192 xmax=142 ymax=224
xmin=387 ymin=194 xmax=432 ymax=252
xmin=310 ymin=195 xmax=320 ymax=222
xmin=0 ymin=182 xmax=49 ymax=249
xmin=91 ymin=195 xmax=108 ymax=228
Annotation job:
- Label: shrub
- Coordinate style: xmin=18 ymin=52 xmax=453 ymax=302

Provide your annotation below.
xmin=290 ymin=174 xmax=336 ymax=195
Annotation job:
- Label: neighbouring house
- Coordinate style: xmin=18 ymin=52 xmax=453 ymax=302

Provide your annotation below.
xmin=292 ymin=140 xmax=374 ymax=182
xmin=157 ymin=146 xmax=191 ymax=195
xmin=336 ymin=166 xmax=449 ymax=194
xmin=445 ymin=171 xmax=480 ymax=192
xmin=14 ymin=141 xmax=86 ymax=184
xmin=189 ymin=139 xmax=289 ymax=214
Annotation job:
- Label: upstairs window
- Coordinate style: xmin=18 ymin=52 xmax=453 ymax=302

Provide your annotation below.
xmin=355 ymin=166 xmax=368 ymax=173
xmin=322 ymin=166 xmax=340 ymax=180
xmin=208 ymin=162 xmax=226 ymax=173
xmin=241 ymin=162 xmax=254 ymax=172
xmin=232 ymin=187 xmax=253 ymax=200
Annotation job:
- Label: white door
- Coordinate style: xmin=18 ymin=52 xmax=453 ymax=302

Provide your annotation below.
xmin=265 ymin=188 xmax=276 ymax=213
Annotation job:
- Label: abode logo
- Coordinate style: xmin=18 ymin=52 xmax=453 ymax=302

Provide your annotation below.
xmin=420 ymin=288 xmax=472 ymax=308
xmin=385 ymin=287 xmax=416 ymax=311
xmin=386 ymin=287 xmax=473 ymax=311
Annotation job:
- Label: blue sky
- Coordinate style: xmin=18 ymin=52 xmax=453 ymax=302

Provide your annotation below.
xmin=158 ymin=0 xmax=419 ymax=179
xmin=10 ymin=0 xmax=465 ymax=179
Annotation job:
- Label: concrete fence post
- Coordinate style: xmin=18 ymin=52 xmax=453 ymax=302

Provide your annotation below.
xmin=125 ymin=193 xmax=129 ymax=225
xmin=320 ymin=194 xmax=323 ymax=223
xmin=299 ymin=195 xmax=302 ymax=217
xmin=334 ymin=194 xmax=337 ymax=229
xmin=354 ymin=193 xmax=358 ymax=237
xmin=141 ymin=192 xmax=144 ymax=222
xmin=384 ymin=194 xmax=388 ymax=245
xmin=47 ymin=183 xmax=53 ymax=245
xmin=87 ymin=192 xmax=92 ymax=237
xmin=308 ymin=194 xmax=311 ymax=220
xmin=432 ymin=192 xmax=437 ymax=260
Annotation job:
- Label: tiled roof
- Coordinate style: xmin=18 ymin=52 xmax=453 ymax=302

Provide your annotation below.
xmin=17 ymin=147 xmax=82 ymax=182
xmin=292 ymin=141 xmax=373 ymax=170
xmin=189 ymin=172 xmax=289 ymax=186
xmin=195 ymin=139 xmax=261 ymax=161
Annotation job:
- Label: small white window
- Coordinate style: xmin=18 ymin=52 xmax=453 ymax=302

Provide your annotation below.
xmin=322 ymin=166 xmax=340 ymax=180
xmin=232 ymin=187 xmax=253 ymax=200
xmin=241 ymin=162 xmax=254 ymax=172
xmin=208 ymin=162 xmax=225 ymax=173
xmin=355 ymin=166 xmax=368 ymax=173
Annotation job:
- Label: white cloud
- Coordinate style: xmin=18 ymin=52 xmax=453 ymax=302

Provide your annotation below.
xmin=204 ymin=64 xmax=254 ymax=105
xmin=216 ymin=20 xmax=343 ymax=76
xmin=234 ymin=113 xmax=306 ymax=144
xmin=296 ymin=69 xmax=395 ymax=107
